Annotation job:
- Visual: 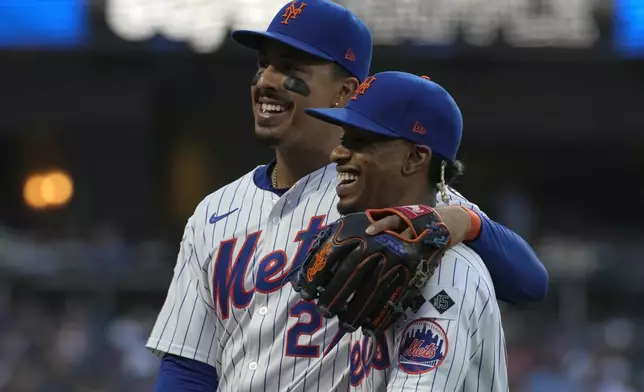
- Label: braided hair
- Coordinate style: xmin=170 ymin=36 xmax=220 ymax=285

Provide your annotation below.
xmin=428 ymin=155 xmax=465 ymax=203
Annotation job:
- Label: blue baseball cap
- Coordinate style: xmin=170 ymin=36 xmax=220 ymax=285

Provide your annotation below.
xmin=231 ymin=0 xmax=372 ymax=81
xmin=305 ymin=72 xmax=463 ymax=161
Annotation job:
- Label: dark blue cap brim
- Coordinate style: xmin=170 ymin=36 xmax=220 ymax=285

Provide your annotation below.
xmin=305 ymin=107 xmax=400 ymax=138
xmin=231 ymin=30 xmax=335 ymax=62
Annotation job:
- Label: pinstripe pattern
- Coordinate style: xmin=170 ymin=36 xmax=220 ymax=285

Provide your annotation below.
xmin=355 ymin=244 xmax=509 ymax=391
xmin=146 ymin=162 xmax=497 ymax=391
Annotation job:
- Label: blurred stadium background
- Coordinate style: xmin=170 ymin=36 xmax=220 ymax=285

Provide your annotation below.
xmin=0 ymin=0 xmax=643 ymax=391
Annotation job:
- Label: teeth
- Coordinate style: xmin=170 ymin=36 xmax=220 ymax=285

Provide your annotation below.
xmin=337 ymin=172 xmax=358 ymax=183
xmin=260 ymin=103 xmax=287 ymax=113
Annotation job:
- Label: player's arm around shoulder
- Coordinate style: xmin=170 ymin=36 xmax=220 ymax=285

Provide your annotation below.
xmin=146 ymin=193 xmax=218 ymax=366
xmin=386 ymin=245 xmax=508 ymax=391
xmin=442 ymin=186 xmax=548 ymax=304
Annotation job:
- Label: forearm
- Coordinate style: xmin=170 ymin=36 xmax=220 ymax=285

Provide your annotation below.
xmin=155 ymin=354 xmax=219 ymax=392
xmin=467 ymin=214 xmax=548 ymax=304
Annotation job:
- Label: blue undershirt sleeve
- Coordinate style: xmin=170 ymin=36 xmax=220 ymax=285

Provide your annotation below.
xmin=154 ymin=354 xmax=219 ymax=392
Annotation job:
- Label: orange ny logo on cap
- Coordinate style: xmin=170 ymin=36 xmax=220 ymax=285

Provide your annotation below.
xmin=281 ymin=1 xmax=307 ymax=24
xmin=351 ymin=76 xmax=376 ymax=100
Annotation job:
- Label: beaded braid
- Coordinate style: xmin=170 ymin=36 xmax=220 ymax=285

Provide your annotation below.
xmin=437 ymin=160 xmax=450 ymax=203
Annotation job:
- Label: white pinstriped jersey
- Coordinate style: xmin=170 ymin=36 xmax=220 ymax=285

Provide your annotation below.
xmin=347 ymin=245 xmax=508 ymax=392
xmin=146 ymin=162 xmax=503 ymax=392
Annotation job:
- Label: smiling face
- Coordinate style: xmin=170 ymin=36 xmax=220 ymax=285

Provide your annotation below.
xmin=330 ymin=126 xmax=432 ymax=214
xmin=251 ymin=40 xmax=354 ymax=150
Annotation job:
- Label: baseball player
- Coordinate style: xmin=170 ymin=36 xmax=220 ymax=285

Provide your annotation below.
xmin=305 ymin=71 xmax=507 ymax=391
xmin=148 ymin=0 xmax=544 ymax=390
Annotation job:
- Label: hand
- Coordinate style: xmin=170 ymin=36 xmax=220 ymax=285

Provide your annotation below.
xmin=292 ymin=208 xmax=450 ymax=342
xmin=366 ymin=205 xmax=471 ymax=246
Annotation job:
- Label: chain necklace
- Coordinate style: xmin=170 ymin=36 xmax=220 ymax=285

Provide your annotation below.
xmin=271 ymin=163 xmax=278 ymax=188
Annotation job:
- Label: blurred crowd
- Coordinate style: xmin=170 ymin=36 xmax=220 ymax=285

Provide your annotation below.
xmin=0 ymin=295 xmax=159 ymax=392
xmin=0 ymin=290 xmax=642 ymax=391
xmin=504 ymin=312 xmax=644 ymax=392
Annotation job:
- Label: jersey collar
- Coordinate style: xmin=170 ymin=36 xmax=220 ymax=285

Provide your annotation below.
xmin=253 ymin=159 xmax=289 ymax=196
xmin=253 ymin=160 xmax=337 ymax=197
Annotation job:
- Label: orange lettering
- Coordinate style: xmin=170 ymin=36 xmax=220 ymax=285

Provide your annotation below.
xmin=281 ymin=1 xmax=307 ymax=25
xmin=351 ymin=76 xmax=376 ymax=100
xmin=306 ymin=241 xmax=331 ymax=281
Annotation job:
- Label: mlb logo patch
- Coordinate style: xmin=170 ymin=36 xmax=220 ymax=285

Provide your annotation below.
xmin=398 ymin=318 xmax=448 ymax=374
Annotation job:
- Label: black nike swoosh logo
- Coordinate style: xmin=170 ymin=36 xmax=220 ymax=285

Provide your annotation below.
xmin=209 ymin=208 xmax=239 ymax=224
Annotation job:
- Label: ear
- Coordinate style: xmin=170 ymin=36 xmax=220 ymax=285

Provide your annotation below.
xmin=402 ymin=144 xmax=432 ymax=176
xmin=333 ymin=77 xmax=360 ymax=108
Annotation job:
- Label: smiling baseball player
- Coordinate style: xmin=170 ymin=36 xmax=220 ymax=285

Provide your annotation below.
xmin=148 ymin=1 xmax=544 ymax=391
xmin=303 ymin=71 xmax=508 ymax=390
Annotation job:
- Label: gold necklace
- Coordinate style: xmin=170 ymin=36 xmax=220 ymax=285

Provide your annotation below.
xmin=271 ymin=163 xmax=278 ymax=188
